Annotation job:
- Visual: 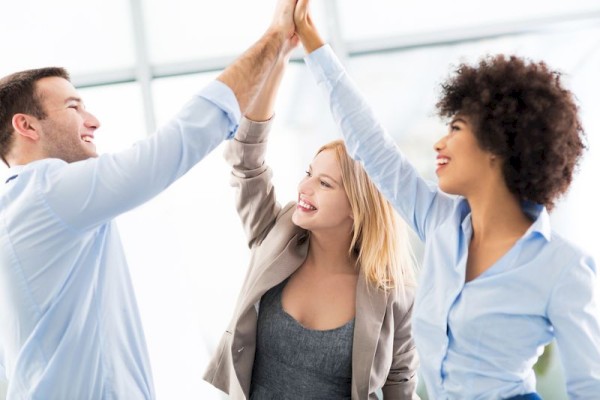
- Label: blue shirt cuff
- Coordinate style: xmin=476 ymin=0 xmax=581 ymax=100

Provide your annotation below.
xmin=197 ymin=80 xmax=241 ymax=139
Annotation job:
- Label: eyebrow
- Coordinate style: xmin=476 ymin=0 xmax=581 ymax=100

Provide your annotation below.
xmin=64 ymin=96 xmax=83 ymax=105
xmin=450 ymin=116 xmax=468 ymax=125
xmin=308 ymin=165 xmax=341 ymax=186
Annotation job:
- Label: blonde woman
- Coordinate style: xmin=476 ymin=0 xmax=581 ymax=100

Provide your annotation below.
xmin=203 ymin=33 xmax=419 ymax=400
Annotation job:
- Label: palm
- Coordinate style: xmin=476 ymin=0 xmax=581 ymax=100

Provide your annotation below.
xmin=294 ymin=0 xmax=311 ymax=29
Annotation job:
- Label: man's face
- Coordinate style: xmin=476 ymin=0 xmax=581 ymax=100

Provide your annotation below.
xmin=35 ymin=76 xmax=100 ymax=163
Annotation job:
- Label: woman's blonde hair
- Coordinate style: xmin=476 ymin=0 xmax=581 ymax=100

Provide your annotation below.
xmin=316 ymin=140 xmax=416 ymax=290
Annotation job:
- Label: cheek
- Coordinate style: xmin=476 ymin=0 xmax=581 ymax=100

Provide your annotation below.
xmin=327 ymin=194 xmax=352 ymax=219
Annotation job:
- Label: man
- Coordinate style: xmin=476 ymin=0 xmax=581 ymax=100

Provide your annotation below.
xmin=0 ymin=0 xmax=298 ymax=398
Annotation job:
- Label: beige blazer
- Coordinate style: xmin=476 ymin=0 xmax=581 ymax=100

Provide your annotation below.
xmin=203 ymin=118 xmax=419 ymax=399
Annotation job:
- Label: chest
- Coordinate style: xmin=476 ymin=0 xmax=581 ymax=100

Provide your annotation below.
xmin=281 ymin=267 xmax=358 ymax=331
xmin=465 ymin=239 xmax=518 ymax=282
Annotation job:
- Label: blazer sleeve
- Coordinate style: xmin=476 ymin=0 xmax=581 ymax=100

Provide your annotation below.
xmin=382 ymin=288 xmax=420 ymax=400
xmin=223 ymin=116 xmax=282 ymax=248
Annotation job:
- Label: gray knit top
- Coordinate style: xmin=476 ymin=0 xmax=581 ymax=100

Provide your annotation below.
xmin=250 ymin=278 xmax=355 ymax=399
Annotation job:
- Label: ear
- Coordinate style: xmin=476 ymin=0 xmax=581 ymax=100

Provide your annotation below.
xmin=12 ymin=113 xmax=41 ymax=142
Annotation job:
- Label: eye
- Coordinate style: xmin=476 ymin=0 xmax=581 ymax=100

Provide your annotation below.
xmin=450 ymin=124 xmax=460 ymax=132
xmin=320 ymin=180 xmax=332 ymax=188
xmin=305 ymin=170 xmax=312 ymax=177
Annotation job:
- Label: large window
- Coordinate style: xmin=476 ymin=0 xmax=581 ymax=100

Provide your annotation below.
xmin=1 ymin=1 xmax=599 ymax=398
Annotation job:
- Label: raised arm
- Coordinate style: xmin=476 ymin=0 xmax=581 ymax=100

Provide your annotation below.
xmin=293 ymin=0 xmax=454 ymax=241
xmin=42 ymin=0 xmax=299 ymax=233
xmin=224 ymin=35 xmax=298 ymax=248
xmin=219 ymin=0 xmax=297 ymax=115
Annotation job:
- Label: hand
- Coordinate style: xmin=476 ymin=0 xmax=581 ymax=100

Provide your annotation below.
xmin=294 ymin=0 xmax=313 ymax=35
xmin=281 ymin=33 xmax=300 ymax=60
xmin=270 ymin=0 xmax=297 ymax=41
xmin=293 ymin=0 xmax=324 ymax=53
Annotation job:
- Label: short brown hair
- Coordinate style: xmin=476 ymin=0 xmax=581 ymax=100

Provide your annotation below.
xmin=0 ymin=67 xmax=70 ymax=165
xmin=436 ymin=55 xmax=586 ymax=210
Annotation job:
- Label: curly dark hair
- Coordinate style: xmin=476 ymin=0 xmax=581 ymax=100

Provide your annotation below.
xmin=436 ymin=54 xmax=586 ymax=210
xmin=0 ymin=67 xmax=70 ymax=166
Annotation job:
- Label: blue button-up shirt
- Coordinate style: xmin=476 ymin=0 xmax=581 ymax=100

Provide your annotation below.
xmin=0 ymin=81 xmax=240 ymax=399
xmin=305 ymin=44 xmax=600 ymax=399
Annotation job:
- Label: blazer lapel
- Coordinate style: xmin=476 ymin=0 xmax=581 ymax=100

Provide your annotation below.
xmin=250 ymin=233 xmax=309 ymax=304
xmin=351 ymin=272 xmax=389 ymax=399
xmin=232 ymin=233 xmax=309 ymax=396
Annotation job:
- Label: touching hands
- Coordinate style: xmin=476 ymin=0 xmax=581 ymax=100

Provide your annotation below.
xmin=270 ymin=0 xmax=298 ymax=42
xmin=294 ymin=0 xmax=313 ymax=35
xmin=293 ymin=0 xmax=324 ymax=53
xmin=270 ymin=0 xmax=323 ymax=56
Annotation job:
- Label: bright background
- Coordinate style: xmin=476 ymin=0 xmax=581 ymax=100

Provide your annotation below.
xmin=1 ymin=1 xmax=599 ymax=399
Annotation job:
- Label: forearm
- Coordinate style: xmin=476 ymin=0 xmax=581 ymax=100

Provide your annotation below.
xmin=47 ymin=90 xmax=234 ymax=231
xmin=217 ymin=29 xmax=285 ymax=114
xmin=244 ymin=53 xmax=288 ymax=122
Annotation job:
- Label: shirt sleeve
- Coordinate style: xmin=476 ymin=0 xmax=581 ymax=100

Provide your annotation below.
xmin=304 ymin=44 xmax=454 ymax=241
xmin=0 ymin=346 xmax=5 ymax=383
xmin=547 ymin=252 xmax=600 ymax=398
xmin=39 ymin=80 xmax=240 ymax=232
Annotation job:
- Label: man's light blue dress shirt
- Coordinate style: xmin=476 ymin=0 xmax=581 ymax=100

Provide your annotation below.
xmin=0 ymin=81 xmax=240 ymax=399
xmin=305 ymin=44 xmax=600 ymax=399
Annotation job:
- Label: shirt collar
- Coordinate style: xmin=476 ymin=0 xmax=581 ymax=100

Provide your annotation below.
xmin=459 ymin=199 xmax=551 ymax=242
xmin=3 ymin=165 xmax=25 ymax=184
xmin=522 ymin=200 xmax=552 ymax=242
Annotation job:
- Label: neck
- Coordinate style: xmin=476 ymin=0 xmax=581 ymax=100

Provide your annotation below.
xmin=6 ymin=142 xmax=46 ymax=167
xmin=305 ymin=229 xmax=357 ymax=274
xmin=467 ymin=185 xmax=532 ymax=243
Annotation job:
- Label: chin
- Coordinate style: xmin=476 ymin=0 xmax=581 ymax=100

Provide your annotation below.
xmin=69 ymin=153 xmax=98 ymax=163
xmin=438 ymin=182 xmax=463 ymax=196
xmin=291 ymin=211 xmax=309 ymax=230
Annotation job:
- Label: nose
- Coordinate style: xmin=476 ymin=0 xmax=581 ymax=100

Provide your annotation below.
xmin=433 ymin=134 xmax=447 ymax=152
xmin=298 ymin=175 xmax=315 ymax=195
xmin=84 ymin=110 xmax=101 ymax=130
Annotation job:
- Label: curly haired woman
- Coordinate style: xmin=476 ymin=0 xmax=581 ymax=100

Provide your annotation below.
xmin=294 ymin=0 xmax=600 ymax=399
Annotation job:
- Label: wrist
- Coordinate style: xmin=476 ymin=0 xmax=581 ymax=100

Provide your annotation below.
xmin=297 ymin=27 xmax=324 ymax=54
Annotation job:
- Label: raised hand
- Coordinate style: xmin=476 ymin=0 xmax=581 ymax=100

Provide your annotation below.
xmin=270 ymin=0 xmax=298 ymax=41
xmin=293 ymin=0 xmax=324 ymax=53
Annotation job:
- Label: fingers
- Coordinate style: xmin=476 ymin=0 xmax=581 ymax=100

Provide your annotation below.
xmin=294 ymin=0 xmax=310 ymax=27
xmin=271 ymin=0 xmax=297 ymax=38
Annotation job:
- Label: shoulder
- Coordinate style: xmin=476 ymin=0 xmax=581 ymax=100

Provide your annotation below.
xmin=272 ymin=201 xmax=300 ymax=234
xmin=253 ymin=201 xmax=306 ymax=249
xmin=388 ymin=284 xmax=416 ymax=315
xmin=551 ymin=231 xmax=593 ymax=258
xmin=546 ymin=231 xmax=596 ymax=276
xmin=2 ymin=159 xmax=66 ymax=195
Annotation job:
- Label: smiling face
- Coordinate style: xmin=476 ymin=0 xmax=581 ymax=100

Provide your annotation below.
xmin=434 ymin=115 xmax=499 ymax=197
xmin=35 ymin=76 xmax=100 ymax=163
xmin=291 ymin=149 xmax=353 ymax=235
